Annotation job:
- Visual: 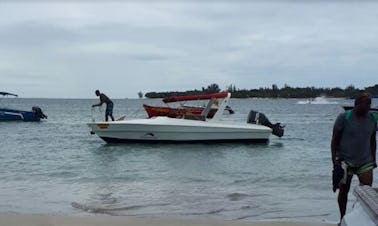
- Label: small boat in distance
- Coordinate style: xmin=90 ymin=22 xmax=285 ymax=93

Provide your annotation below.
xmin=88 ymin=92 xmax=284 ymax=143
xmin=296 ymin=96 xmax=338 ymax=105
xmin=342 ymin=105 xmax=378 ymax=112
xmin=0 ymin=92 xmax=47 ymax=122
xmin=143 ymin=93 xmax=234 ymax=118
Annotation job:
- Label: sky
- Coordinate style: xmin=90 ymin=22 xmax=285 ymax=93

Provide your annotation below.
xmin=1 ymin=1 xmax=378 ymax=98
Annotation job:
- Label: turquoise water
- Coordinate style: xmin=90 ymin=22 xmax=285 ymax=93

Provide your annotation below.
xmin=0 ymin=97 xmax=376 ymax=223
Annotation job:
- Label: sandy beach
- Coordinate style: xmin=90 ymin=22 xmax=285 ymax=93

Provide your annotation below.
xmin=0 ymin=214 xmax=336 ymax=226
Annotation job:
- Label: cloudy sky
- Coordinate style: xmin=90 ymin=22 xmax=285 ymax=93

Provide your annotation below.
xmin=1 ymin=1 xmax=378 ymax=98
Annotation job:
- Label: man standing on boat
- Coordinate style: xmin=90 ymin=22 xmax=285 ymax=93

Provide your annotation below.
xmin=92 ymin=90 xmax=115 ymax=121
xmin=331 ymin=93 xmax=377 ymax=222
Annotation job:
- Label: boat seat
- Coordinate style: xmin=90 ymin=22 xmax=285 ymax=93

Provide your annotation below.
xmin=183 ymin=114 xmax=206 ymax=121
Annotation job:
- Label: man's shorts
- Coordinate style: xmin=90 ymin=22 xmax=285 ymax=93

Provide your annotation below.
xmin=340 ymin=161 xmax=374 ymax=184
xmin=345 ymin=161 xmax=375 ymax=176
xmin=106 ymin=102 xmax=113 ymax=116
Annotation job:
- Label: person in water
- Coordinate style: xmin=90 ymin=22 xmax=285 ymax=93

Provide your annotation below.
xmin=92 ymin=90 xmax=114 ymax=121
xmin=331 ymin=93 xmax=377 ymax=222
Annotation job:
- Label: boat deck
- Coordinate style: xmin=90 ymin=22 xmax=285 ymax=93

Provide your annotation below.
xmin=353 ymin=186 xmax=378 ymax=222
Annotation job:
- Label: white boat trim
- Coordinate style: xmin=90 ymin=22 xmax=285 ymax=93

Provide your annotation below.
xmin=4 ymin=111 xmax=24 ymax=119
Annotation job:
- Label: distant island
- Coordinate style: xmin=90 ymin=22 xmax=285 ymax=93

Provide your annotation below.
xmin=144 ymin=83 xmax=378 ymax=99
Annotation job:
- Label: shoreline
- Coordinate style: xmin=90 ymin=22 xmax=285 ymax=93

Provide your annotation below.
xmin=0 ymin=214 xmax=336 ymax=226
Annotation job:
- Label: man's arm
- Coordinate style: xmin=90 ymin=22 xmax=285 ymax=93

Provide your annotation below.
xmin=331 ymin=114 xmax=345 ymax=166
xmin=331 ymin=128 xmax=341 ymax=166
xmin=371 ymin=130 xmax=377 ymax=168
xmin=92 ymin=97 xmax=105 ymax=107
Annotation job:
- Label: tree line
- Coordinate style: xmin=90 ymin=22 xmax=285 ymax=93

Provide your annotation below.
xmin=144 ymin=84 xmax=378 ymax=99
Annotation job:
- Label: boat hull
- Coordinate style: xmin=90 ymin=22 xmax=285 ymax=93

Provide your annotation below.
xmin=88 ymin=117 xmax=272 ymax=143
xmin=0 ymin=108 xmax=41 ymax=122
xmin=341 ymin=185 xmax=378 ymax=225
xmin=99 ymin=137 xmax=269 ymax=144
xmin=343 ymin=106 xmax=378 ymax=112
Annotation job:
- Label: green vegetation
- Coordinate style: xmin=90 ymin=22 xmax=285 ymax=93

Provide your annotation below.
xmin=145 ymin=84 xmax=378 ymax=99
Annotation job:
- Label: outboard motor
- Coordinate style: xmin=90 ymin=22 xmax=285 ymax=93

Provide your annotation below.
xmin=247 ymin=110 xmax=284 ymax=137
xmin=32 ymin=106 xmax=48 ymax=119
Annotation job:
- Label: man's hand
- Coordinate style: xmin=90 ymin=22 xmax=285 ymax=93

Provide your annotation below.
xmin=332 ymin=158 xmax=339 ymax=167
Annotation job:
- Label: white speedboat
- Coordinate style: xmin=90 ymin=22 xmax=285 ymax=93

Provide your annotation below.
xmin=88 ymin=92 xmax=283 ymax=143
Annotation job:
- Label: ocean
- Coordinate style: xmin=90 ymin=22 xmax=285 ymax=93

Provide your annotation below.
xmin=1 ymin=97 xmax=376 ymax=223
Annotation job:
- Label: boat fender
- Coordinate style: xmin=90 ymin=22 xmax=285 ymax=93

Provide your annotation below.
xmin=247 ymin=110 xmax=284 ymax=137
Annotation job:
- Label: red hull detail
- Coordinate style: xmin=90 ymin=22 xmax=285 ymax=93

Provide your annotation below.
xmin=143 ymin=104 xmax=217 ymax=118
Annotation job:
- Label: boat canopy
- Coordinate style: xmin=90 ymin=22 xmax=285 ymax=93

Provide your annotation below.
xmin=0 ymin=92 xmax=18 ymax=97
xmin=163 ymin=92 xmax=229 ymax=103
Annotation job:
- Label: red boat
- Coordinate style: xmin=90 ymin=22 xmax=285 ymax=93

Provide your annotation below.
xmin=143 ymin=92 xmax=234 ymax=119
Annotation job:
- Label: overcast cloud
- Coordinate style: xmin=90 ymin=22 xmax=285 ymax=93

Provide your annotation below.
xmin=1 ymin=1 xmax=378 ymax=98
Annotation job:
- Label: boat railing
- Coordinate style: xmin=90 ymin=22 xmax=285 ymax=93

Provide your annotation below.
xmin=211 ymin=93 xmax=231 ymax=121
xmin=91 ymin=106 xmax=104 ymax=122
xmin=91 ymin=107 xmax=95 ymax=122
xmin=200 ymin=98 xmax=215 ymax=118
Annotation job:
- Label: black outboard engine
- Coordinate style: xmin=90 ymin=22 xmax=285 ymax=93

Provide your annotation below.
xmin=247 ymin=110 xmax=284 ymax=137
xmin=32 ymin=106 xmax=48 ymax=119
xmin=225 ymin=105 xmax=235 ymax=114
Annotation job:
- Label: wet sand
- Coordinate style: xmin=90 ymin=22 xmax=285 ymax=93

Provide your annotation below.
xmin=0 ymin=214 xmax=336 ymax=226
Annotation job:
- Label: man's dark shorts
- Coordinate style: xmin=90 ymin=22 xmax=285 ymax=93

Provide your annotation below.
xmin=106 ymin=102 xmax=113 ymax=116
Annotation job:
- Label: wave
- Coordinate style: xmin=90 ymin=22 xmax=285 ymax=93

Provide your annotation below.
xmin=190 ymin=208 xmax=226 ymax=215
xmin=267 ymin=212 xmax=330 ymax=220
xmin=226 ymin=193 xmax=250 ymax=201
xmin=296 ymin=97 xmax=338 ymax=105
xmin=188 ymin=205 xmax=256 ymax=216
xmin=71 ymin=202 xmax=169 ymax=215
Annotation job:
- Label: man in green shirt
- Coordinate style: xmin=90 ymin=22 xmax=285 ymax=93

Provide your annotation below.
xmin=331 ymin=93 xmax=377 ymax=222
